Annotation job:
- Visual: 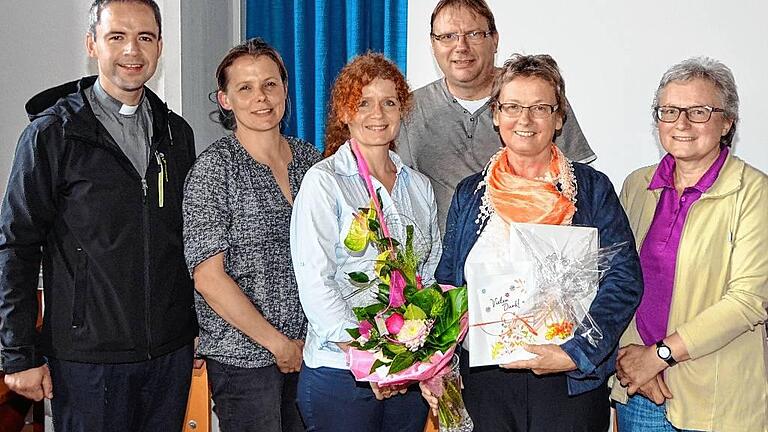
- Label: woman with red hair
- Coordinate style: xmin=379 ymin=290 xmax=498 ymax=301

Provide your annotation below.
xmin=290 ymin=53 xmax=440 ymax=431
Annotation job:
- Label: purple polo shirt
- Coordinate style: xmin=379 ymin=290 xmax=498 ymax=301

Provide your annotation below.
xmin=635 ymin=147 xmax=729 ymax=345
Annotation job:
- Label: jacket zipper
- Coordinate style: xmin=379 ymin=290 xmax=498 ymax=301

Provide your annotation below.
xmin=142 ymin=175 xmax=153 ymax=358
xmin=141 ymin=178 xmax=148 ymax=203
xmin=141 ymin=147 xmax=166 ymax=358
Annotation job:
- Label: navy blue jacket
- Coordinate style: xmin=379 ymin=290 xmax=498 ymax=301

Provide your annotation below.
xmin=437 ymin=162 xmax=643 ymax=395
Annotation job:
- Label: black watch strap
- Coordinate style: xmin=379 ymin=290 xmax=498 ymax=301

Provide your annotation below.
xmin=656 ymin=340 xmax=677 ymax=367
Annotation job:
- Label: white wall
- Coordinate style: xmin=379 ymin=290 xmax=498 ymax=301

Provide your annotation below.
xmin=0 ymin=0 xmax=239 ymax=198
xmin=407 ymin=0 xmax=768 ymax=188
xmin=1 ymin=0 xmax=92 ymax=199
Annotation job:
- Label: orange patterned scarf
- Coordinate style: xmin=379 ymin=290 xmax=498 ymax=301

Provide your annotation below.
xmin=485 ymin=146 xmax=576 ymax=225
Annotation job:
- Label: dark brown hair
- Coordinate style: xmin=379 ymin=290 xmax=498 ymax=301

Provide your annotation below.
xmin=214 ymin=38 xmax=289 ymax=131
xmin=430 ymin=0 xmax=497 ymax=34
xmin=88 ymin=0 xmax=162 ymax=38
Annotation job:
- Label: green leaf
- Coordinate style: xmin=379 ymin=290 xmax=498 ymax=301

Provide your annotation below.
xmin=409 ymin=286 xmax=446 ymax=318
xmin=348 ymin=272 xmax=370 ymax=283
xmin=376 ymin=237 xmax=400 ymax=249
xmin=403 ymin=284 xmax=418 ymax=302
xmin=375 ymin=291 xmax=390 ymax=305
xmin=352 ymin=307 xmax=366 ymax=321
xmin=369 ymin=359 xmax=387 ymax=374
xmin=385 ymin=342 xmax=408 ymax=356
xmin=347 ymin=327 xmax=361 ymax=339
xmin=360 ymin=338 xmax=379 ymax=351
xmin=388 ymin=351 xmax=417 ymax=375
xmin=368 ymin=218 xmax=380 ymax=233
xmin=430 ymin=286 xmax=468 ymax=350
xmin=381 ymin=342 xmax=408 ymax=359
xmin=375 ymin=188 xmax=385 ymax=210
xmin=378 ymin=282 xmax=390 ymax=295
xmin=404 ymin=304 xmax=427 ymax=320
xmin=405 ymin=225 xmax=414 ymax=256
xmin=365 ymin=303 xmax=386 ymax=316
xmin=352 ymin=303 xmax=386 ymax=321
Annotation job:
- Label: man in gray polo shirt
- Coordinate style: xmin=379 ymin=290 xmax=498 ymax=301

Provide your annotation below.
xmin=397 ymin=0 xmax=595 ymax=231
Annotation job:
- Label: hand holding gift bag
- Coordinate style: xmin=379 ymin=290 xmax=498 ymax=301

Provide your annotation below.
xmin=465 ymin=219 xmax=625 ymax=367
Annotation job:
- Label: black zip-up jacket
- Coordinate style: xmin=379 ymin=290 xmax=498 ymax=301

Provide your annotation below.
xmin=0 ymin=76 xmax=198 ymax=373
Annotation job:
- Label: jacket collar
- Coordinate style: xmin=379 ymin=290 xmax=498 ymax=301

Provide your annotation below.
xmin=26 ymin=76 xmax=170 ymax=146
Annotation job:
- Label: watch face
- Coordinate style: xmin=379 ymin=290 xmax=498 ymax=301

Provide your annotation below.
xmin=658 ymin=346 xmax=672 ymax=359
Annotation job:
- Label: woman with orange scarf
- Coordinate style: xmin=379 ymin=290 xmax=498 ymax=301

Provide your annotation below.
xmin=420 ymin=54 xmax=643 ymax=431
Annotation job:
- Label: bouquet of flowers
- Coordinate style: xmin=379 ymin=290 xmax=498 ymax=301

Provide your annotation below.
xmin=343 ymin=140 xmax=471 ymax=431
xmin=343 ymin=205 xmax=468 ymax=384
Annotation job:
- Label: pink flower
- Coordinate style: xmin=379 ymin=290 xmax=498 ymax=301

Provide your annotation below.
xmin=359 ymin=320 xmax=373 ymax=339
xmin=397 ymin=319 xmax=431 ymax=351
xmin=388 ymin=270 xmax=406 ymax=308
xmin=416 ymin=275 xmax=423 ymax=290
xmin=385 ymin=313 xmax=405 ymax=335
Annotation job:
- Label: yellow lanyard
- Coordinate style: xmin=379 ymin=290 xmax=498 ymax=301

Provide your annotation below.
xmin=155 ymin=151 xmax=168 ymax=207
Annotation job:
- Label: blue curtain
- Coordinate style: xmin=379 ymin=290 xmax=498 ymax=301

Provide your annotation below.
xmin=246 ymin=0 xmax=408 ymax=151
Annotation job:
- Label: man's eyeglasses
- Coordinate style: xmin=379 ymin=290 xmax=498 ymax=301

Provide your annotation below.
xmin=430 ymin=31 xmax=494 ymax=46
xmin=655 ymin=105 xmax=725 ymax=123
xmin=496 ymin=103 xmax=559 ymax=119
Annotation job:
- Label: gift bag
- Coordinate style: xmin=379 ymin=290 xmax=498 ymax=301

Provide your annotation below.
xmin=465 ymin=220 xmax=600 ymax=366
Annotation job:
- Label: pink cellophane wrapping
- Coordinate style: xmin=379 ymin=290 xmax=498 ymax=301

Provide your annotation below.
xmin=346 ymin=314 xmax=468 ymax=387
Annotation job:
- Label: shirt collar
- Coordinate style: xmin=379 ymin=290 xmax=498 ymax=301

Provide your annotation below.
xmin=333 ymin=141 xmax=406 ymax=178
xmin=93 ymin=78 xmax=145 ymax=116
xmin=648 ymin=146 xmax=730 ymax=193
xmin=438 ymin=78 xmax=493 ymax=112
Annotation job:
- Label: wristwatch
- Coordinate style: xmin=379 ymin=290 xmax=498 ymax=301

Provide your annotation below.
xmin=655 ymin=340 xmax=677 ymax=367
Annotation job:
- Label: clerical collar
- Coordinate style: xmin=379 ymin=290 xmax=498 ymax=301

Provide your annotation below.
xmin=92 ymin=78 xmax=144 ymax=116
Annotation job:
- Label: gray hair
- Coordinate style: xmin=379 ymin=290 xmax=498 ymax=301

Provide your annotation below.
xmin=654 ymin=57 xmax=739 ymax=146
xmin=88 ymin=0 xmax=162 ymax=38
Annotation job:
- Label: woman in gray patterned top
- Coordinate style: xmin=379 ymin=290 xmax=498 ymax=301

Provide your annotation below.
xmin=182 ymin=39 xmax=321 ymax=432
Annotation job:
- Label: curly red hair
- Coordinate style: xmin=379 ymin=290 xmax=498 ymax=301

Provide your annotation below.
xmin=323 ymin=53 xmax=412 ymax=157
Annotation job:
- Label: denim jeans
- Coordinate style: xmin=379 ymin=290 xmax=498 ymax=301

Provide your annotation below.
xmin=616 ymin=395 xmax=702 ymax=432
xmin=207 ymin=359 xmax=303 ymax=432
xmin=297 ymin=363 xmax=428 ymax=432
xmin=47 ymin=343 xmax=193 ymax=432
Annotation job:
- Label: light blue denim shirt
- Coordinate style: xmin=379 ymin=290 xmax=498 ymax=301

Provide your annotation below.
xmin=290 ymin=142 xmax=442 ymax=369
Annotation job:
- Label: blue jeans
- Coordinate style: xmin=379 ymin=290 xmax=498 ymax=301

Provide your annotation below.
xmin=616 ymin=395 xmax=702 ymax=432
xmin=47 ymin=343 xmax=193 ymax=432
xmin=297 ymin=363 xmax=428 ymax=432
xmin=207 ymin=359 xmax=303 ymax=432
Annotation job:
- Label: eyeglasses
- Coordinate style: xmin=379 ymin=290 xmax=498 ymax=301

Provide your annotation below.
xmin=430 ymin=31 xmax=495 ymax=46
xmin=496 ymin=102 xmax=559 ymax=119
xmin=655 ymin=105 xmax=725 ymax=123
